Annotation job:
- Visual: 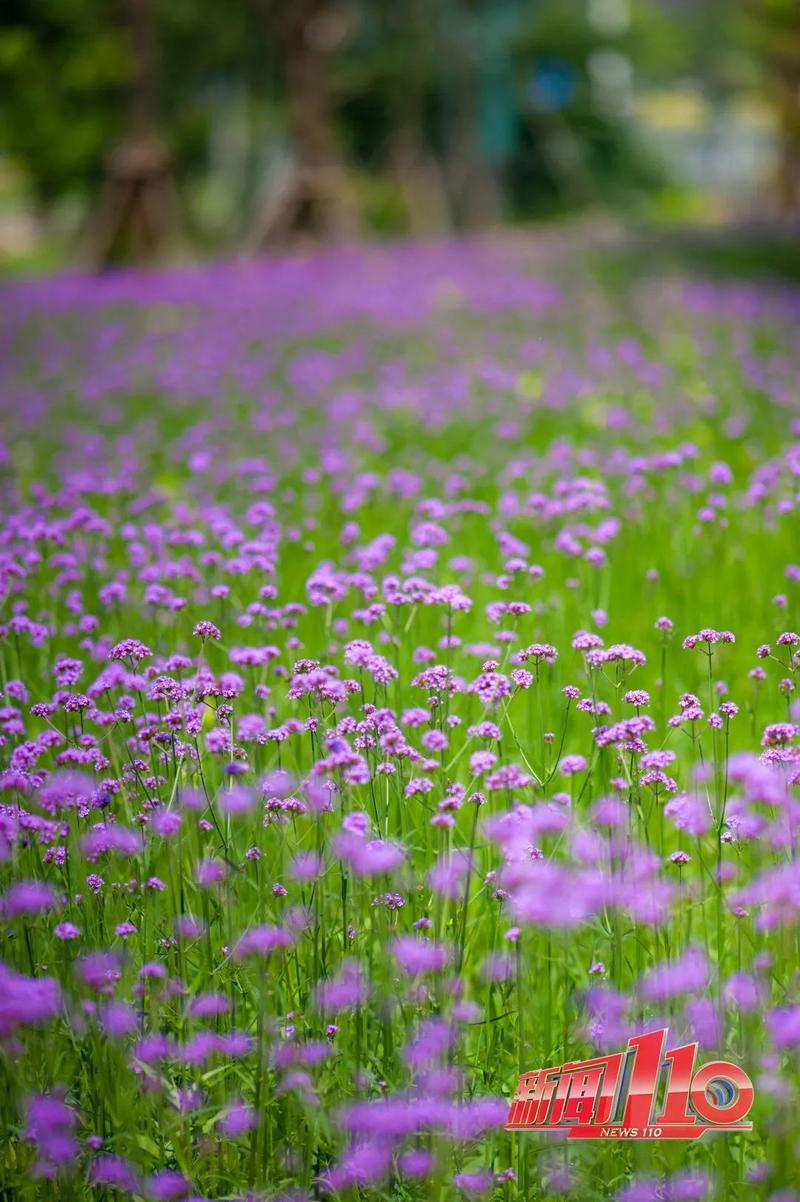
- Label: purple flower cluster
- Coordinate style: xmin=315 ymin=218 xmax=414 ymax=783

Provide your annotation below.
xmin=0 ymin=241 xmax=799 ymax=1198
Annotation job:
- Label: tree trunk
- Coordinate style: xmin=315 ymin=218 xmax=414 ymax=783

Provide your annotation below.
xmin=381 ymin=0 xmax=452 ymax=234
xmin=256 ymin=0 xmax=358 ymax=248
xmin=775 ymin=63 xmax=800 ymax=215
xmin=86 ymin=0 xmax=175 ymax=266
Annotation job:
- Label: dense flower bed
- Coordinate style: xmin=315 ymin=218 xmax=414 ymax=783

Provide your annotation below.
xmin=1 ymin=239 xmax=799 ymax=1200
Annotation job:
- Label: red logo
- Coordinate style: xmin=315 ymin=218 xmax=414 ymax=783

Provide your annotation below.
xmin=507 ymin=1028 xmax=754 ymax=1140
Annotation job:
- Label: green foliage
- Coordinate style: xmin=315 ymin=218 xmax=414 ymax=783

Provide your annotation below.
xmin=0 ymin=0 xmax=273 ymax=204
xmin=0 ymin=0 xmax=788 ymax=237
xmin=0 ymin=0 xmax=129 ymax=200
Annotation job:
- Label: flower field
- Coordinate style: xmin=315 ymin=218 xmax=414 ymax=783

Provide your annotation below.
xmin=1 ymin=238 xmax=800 ymax=1201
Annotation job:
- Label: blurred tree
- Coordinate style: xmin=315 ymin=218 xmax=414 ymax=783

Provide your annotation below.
xmin=366 ymin=0 xmax=450 ymax=233
xmin=384 ymin=0 xmax=451 ymax=233
xmin=0 ymin=0 xmax=272 ymax=258
xmin=746 ymin=0 xmax=800 ymax=214
xmin=2 ymin=0 xmax=790 ymax=259
xmin=437 ymin=0 xmax=505 ymax=228
xmin=334 ymin=0 xmax=451 ymax=233
xmin=86 ymin=0 xmax=175 ymax=264
xmin=338 ymin=0 xmax=514 ymax=232
xmin=0 ymin=0 xmax=129 ymax=205
xmin=510 ymin=0 xmax=664 ymax=215
xmin=255 ymin=0 xmax=359 ymax=247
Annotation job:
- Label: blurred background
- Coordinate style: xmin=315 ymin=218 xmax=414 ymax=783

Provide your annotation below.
xmin=0 ymin=0 xmax=798 ymax=271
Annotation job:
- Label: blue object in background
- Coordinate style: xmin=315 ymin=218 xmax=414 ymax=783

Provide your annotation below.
xmin=527 ymin=59 xmax=578 ymax=112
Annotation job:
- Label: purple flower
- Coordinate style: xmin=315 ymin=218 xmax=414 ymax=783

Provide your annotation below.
xmin=234 ymin=924 xmax=295 ymax=958
xmin=194 ymin=620 xmax=222 ymax=641
xmin=428 ymin=849 xmax=472 ymax=899
xmin=559 ymin=753 xmax=588 ymax=775
xmin=640 ymin=948 xmax=709 ymax=1001
xmin=332 ymin=830 xmax=405 ymax=877
xmin=146 ymin=1170 xmax=193 ymax=1200
xmin=725 ymin=972 xmax=762 ymax=1011
xmin=188 ymin=992 xmax=231 ymax=1019
xmin=152 ymin=810 xmax=182 ymax=837
xmin=663 ymin=792 xmax=711 ymax=837
xmin=768 ymin=1005 xmax=800 ymax=1048
xmin=90 ymin=1156 xmax=138 ymax=1191
xmin=668 ymin=1169 xmax=712 ymax=1201
xmin=403 ymin=1018 xmax=454 ymax=1066
xmin=322 ymin=1139 xmax=393 ymax=1190
xmin=53 ymin=921 xmax=80 ymax=940
xmin=218 ymin=1101 xmax=256 ymax=1136
xmin=24 ymin=1092 xmax=78 ymax=1174
xmin=100 ymin=1001 xmax=137 ymax=1038
xmin=2 ymin=880 xmax=57 ymax=917
xmin=616 ymin=1179 xmax=662 ymax=1202
xmin=109 ymin=639 xmax=152 ymax=663
xmin=453 ymin=1170 xmax=493 ymax=1194
xmin=5 ymin=230 xmax=800 ymax=1201
xmin=219 ymin=784 xmax=254 ymax=815
xmin=77 ymin=951 xmax=122 ymax=993
xmin=390 ymin=936 xmax=451 ymax=976
xmin=398 ymin=1149 xmax=434 ymax=1177
xmin=315 ymin=960 xmax=366 ymax=1012
xmin=195 ymin=858 xmax=226 ymax=888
